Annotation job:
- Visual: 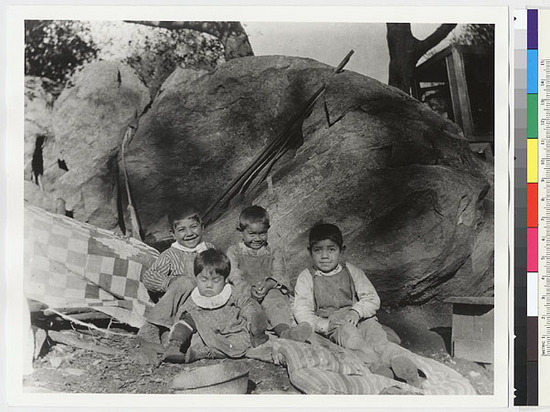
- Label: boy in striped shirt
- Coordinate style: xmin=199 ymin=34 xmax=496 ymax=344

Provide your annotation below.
xmin=138 ymin=206 xmax=215 ymax=345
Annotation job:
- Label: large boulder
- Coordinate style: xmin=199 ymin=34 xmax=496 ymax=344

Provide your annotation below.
xmin=124 ymin=55 xmax=493 ymax=306
xmin=28 ymin=62 xmax=150 ymax=227
xmin=125 ymin=57 xmax=335 ymax=232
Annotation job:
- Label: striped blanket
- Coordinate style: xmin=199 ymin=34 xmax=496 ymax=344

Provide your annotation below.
xmin=24 ymin=205 xmax=158 ymax=328
xmin=247 ymin=335 xmax=477 ymax=395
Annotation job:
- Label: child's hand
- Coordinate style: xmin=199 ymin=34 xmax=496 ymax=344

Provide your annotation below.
xmin=328 ymin=318 xmax=341 ymax=334
xmin=251 ymin=283 xmax=265 ymax=301
xmin=252 ymin=279 xmax=276 ymax=301
xmin=344 ymin=310 xmax=360 ymax=327
xmin=328 ymin=315 xmax=344 ymax=333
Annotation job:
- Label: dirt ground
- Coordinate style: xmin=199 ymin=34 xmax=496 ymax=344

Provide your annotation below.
xmin=23 ymin=302 xmax=493 ymax=395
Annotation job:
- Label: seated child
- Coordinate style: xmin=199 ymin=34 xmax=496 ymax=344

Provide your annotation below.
xmin=226 ymin=205 xmax=312 ymax=342
xmin=293 ymin=223 xmax=422 ymax=387
xmin=163 ymin=249 xmax=269 ymax=363
xmin=138 ymin=206 xmax=214 ymax=344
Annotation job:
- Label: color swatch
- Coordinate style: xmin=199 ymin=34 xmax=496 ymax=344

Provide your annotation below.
xmin=527 ymin=8 xmax=539 ymax=406
xmin=514 ymin=9 xmax=528 ymax=406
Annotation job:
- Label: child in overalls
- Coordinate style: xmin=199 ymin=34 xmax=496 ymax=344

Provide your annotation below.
xmin=293 ymin=222 xmax=422 ymax=386
xmin=226 ymin=205 xmax=312 ymax=342
xmin=163 ymin=249 xmax=269 ymax=363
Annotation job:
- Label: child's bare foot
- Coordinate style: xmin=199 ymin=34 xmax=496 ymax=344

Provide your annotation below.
xmin=390 ymin=355 xmax=422 ymax=387
xmin=250 ymin=332 xmax=269 ymax=347
xmin=279 ymin=322 xmax=313 ymax=342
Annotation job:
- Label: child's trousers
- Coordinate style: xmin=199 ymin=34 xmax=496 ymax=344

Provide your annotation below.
xmin=261 ymin=288 xmax=292 ymax=328
xmin=146 ymin=276 xmax=196 ymax=328
xmin=331 ymin=315 xmax=404 ymax=365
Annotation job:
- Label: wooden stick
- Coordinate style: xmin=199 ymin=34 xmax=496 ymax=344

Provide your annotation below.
xmin=48 ymin=330 xmax=122 ymax=356
xmin=42 ymin=307 xmax=104 ymax=316
xmin=202 ymin=86 xmax=326 ymax=222
xmin=121 ymin=120 xmax=142 ymax=241
xmin=44 ymin=309 xmax=134 ymax=338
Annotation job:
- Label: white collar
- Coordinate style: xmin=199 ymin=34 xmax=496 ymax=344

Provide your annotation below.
xmin=191 ymin=284 xmax=232 ymax=309
xmin=237 ymin=241 xmax=270 ymax=256
xmin=171 ymin=241 xmax=209 ymax=254
xmin=313 ymin=264 xmax=343 ymax=277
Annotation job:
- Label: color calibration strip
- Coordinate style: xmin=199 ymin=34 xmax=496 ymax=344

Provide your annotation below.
xmin=538 ymin=9 xmax=550 ymax=407
xmin=513 ymin=9 xmax=528 ymax=406
xmin=527 ymin=8 xmax=539 ymax=406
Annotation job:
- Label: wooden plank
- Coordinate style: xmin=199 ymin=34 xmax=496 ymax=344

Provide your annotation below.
xmin=445 ymin=53 xmax=463 ymax=129
xmin=453 ymin=338 xmax=494 ymax=363
xmin=446 ymin=296 xmax=494 ymax=305
xmin=451 ymin=47 xmax=475 ymax=137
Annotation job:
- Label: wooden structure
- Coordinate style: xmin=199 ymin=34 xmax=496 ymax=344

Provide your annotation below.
xmin=446 ymin=296 xmax=494 ymax=364
xmin=412 ymin=45 xmax=494 ymax=144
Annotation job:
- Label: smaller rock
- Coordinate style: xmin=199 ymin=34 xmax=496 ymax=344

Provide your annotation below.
xmin=49 ymin=356 xmax=64 ymax=368
xmin=469 ymin=371 xmax=481 ymax=378
xmin=64 ymin=368 xmax=85 ymax=376
xmin=33 ymin=327 xmax=48 ymax=359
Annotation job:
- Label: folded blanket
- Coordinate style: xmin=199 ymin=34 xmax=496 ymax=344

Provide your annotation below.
xmin=246 ymin=335 xmax=476 ymax=395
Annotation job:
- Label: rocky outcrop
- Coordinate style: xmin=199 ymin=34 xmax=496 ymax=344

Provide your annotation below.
xmin=24 ymin=62 xmax=150 ymax=225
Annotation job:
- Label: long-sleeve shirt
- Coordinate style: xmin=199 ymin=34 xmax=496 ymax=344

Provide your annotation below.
xmin=226 ymin=242 xmax=289 ymax=292
xmin=141 ymin=241 xmax=215 ymax=293
xmin=293 ymin=262 xmax=380 ymax=334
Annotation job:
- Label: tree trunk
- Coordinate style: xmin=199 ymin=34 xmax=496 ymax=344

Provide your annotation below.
xmin=126 ymin=21 xmax=254 ymax=61
xmin=387 ymin=24 xmax=418 ymax=94
xmin=386 ymin=23 xmax=457 ymax=95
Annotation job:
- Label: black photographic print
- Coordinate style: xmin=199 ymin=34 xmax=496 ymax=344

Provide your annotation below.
xmin=4 ymin=5 xmax=509 ymax=410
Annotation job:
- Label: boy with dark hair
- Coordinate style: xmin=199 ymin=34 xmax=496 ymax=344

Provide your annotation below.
xmin=293 ymin=222 xmax=422 ymax=387
xmin=226 ymin=205 xmax=312 ymax=342
xmin=138 ymin=206 xmax=215 ymax=344
xmin=163 ymin=249 xmax=269 ymax=363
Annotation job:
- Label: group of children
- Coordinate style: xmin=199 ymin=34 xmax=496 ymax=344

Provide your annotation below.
xmin=138 ymin=205 xmax=421 ymax=386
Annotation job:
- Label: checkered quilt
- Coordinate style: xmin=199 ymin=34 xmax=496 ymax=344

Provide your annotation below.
xmin=24 ymin=205 xmax=159 ymax=328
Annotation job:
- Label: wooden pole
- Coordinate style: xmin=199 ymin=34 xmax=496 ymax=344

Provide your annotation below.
xmin=121 ymin=122 xmax=142 ymax=241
